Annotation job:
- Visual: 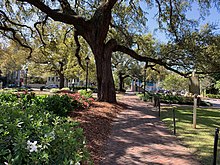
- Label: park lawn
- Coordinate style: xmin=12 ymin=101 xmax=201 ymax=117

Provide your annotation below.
xmin=161 ymin=105 xmax=220 ymax=165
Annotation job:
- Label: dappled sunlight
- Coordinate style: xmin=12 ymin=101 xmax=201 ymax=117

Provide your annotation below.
xmin=100 ymin=95 xmax=199 ymax=165
xmin=161 ymin=106 xmax=220 ymax=164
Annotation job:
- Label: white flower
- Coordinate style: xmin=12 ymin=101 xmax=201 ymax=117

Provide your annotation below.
xmin=16 ymin=122 xmax=24 ymax=128
xmin=75 ymin=162 xmax=80 ymax=165
xmin=27 ymin=140 xmax=38 ymax=153
xmin=4 ymin=162 xmax=8 ymax=165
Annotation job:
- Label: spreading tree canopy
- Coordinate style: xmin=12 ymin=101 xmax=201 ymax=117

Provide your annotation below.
xmin=0 ymin=0 xmax=219 ymax=102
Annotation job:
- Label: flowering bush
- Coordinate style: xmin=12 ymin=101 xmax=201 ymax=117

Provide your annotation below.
xmin=0 ymin=103 xmax=92 ymax=164
xmin=68 ymin=92 xmax=94 ymax=109
xmin=78 ymin=89 xmax=93 ymax=98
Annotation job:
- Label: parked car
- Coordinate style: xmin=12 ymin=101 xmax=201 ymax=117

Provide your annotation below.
xmin=19 ymin=85 xmax=33 ymax=91
xmin=40 ymin=84 xmax=59 ymax=90
xmin=8 ymin=84 xmax=18 ymax=88
xmin=46 ymin=84 xmax=59 ymax=89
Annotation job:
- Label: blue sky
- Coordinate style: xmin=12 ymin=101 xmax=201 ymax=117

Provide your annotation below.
xmin=144 ymin=2 xmax=220 ymax=43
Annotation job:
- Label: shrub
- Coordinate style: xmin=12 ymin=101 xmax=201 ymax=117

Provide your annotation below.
xmin=0 ymin=103 xmax=91 ymax=164
xmin=138 ymin=92 xmax=211 ymax=106
xmin=74 ymin=86 xmax=97 ymax=92
xmin=137 ymin=92 xmax=153 ymax=101
xmin=78 ymin=89 xmax=93 ymax=99
xmin=42 ymin=94 xmax=79 ymax=117
xmin=0 ymin=92 xmax=18 ymax=102
xmin=50 ymin=88 xmax=60 ymax=93
xmin=68 ymin=93 xmax=94 ymax=109
xmin=206 ymin=94 xmax=220 ymax=99
xmin=61 ymin=87 xmax=70 ymax=91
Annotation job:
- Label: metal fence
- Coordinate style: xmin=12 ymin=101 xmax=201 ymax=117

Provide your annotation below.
xmin=213 ymin=128 xmax=219 ymax=165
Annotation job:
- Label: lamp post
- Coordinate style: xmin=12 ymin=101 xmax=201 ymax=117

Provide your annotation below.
xmin=144 ymin=68 xmax=146 ymax=96
xmin=85 ymin=56 xmax=90 ymax=91
xmin=25 ymin=68 xmax=28 ymax=87
xmin=144 ymin=62 xmax=148 ymax=97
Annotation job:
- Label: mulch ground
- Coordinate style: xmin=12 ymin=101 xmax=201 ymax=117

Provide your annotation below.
xmin=70 ymin=101 xmax=126 ymax=164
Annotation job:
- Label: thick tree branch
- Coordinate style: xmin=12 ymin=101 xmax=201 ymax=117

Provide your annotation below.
xmin=57 ymin=0 xmax=76 ymax=15
xmin=34 ymin=15 xmax=48 ymax=46
xmin=63 ymin=27 xmax=73 ymax=46
xmin=0 ymin=26 xmax=32 ymax=59
xmin=0 ymin=10 xmax=34 ymax=36
xmin=115 ymin=45 xmax=163 ymax=64
xmin=17 ymin=0 xmax=89 ymax=33
xmin=105 ymin=0 xmax=118 ymax=11
xmin=150 ymin=66 xmax=160 ymax=74
xmin=105 ymin=39 xmax=118 ymax=53
xmin=74 ymin=30 xmax=84 ymax=70
xmin=114 ymin=44 xmax=188 ymax=77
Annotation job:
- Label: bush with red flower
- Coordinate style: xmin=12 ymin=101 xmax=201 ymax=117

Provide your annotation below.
xmin=67 ymin=90 xmax=95 ymax=109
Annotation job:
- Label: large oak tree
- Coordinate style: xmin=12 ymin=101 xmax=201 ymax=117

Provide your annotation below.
xmin=0 ymin=0 xmax=218 ymax=102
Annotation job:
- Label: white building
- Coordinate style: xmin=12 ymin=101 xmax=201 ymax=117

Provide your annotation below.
xmin=46 ymin=76 xmax=83 ymax=88
xmin=130 ymin=79 xmax=159 ymax=92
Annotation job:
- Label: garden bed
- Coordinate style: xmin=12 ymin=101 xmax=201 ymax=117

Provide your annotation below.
xmin=70 ymin=101 xmax=125 ymax=164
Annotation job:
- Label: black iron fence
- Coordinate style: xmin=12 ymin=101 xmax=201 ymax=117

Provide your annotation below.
xmin=213 ymin=128 xmax=219 ymax=165
xmin=153 ymin=95 xmax=219 ymax=164
xmin=153 ymin=95 xmax=160 ymax=117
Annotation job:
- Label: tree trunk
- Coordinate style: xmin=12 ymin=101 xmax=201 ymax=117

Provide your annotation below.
xmin=119 ymin=72 xmax=124 ymax=92
xmin=94 ymin=48 xmax=116 ymax=103
xmin=58 ymin=62 xmax=65 ymax=89
xmin=59 ymin=73 xmax=65 ymax=89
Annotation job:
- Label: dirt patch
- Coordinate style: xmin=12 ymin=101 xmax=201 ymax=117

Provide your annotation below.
xmin=70 ymin=101 xmax=126 ymax=164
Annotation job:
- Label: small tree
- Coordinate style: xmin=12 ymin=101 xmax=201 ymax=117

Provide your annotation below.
xmin=162 ymin=73 xmax=188 ymax=92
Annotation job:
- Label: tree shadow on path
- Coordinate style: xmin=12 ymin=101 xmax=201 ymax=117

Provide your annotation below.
xmin=99 ymin=94 xmax=200 ymax=165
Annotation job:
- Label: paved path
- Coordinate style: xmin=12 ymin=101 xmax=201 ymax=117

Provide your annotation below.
xmin=100 ymin=94 xmax=200 ymax=165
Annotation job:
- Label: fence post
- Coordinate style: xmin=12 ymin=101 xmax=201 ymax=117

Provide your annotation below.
xmin=213 ymin=128 xmax=219 ymax=165
xmin=158 ymin=96 xmax=160 ymax=117
xmin=173 ymin=108 xmax=176 ymax=135
xmin=193 ymin=95 xmax=197 ymax=129
xmin=153 ymin=95 xmax=157 ymax=107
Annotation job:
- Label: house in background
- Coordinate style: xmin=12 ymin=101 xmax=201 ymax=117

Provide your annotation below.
xmin=130 ymin=79 xmax=159 ymax=92
xmin=46 ymin=76 xmax=84 ymax=88
xmin=6 ymin=70 xmax=23 ymax=87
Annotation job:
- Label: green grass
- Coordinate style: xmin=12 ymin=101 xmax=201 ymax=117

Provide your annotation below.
xmin=161 ymin=106 xmax=220 ymax=165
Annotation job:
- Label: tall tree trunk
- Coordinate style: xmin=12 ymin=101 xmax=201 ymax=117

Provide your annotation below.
xmin=59 ymin=73 xmax=64 ymax=89
xmin=119 ymin=72 xmax=124 ymax=92
xmin=94 ymin=46 xmax=116 ymax=103
xmin=58 ymin=62 xmax=64 ymax=89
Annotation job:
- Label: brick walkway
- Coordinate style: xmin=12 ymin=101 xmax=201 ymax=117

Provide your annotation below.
xmin=100 ymin=93 xmax=200 ymax=165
